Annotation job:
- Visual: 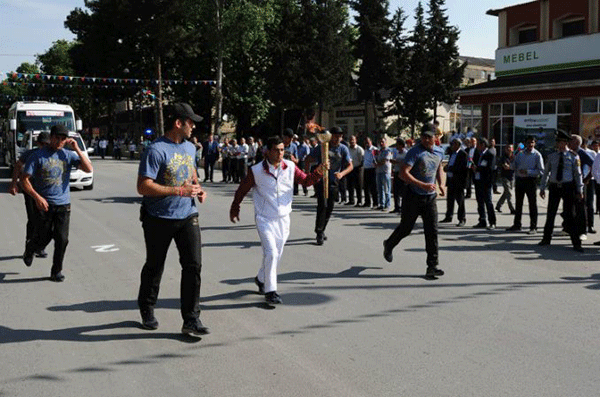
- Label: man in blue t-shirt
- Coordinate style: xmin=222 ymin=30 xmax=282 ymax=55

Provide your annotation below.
xmin=9 ymin=131 xmax=51 ymax=258
xmin=305 ymin=126 xmax=353 ymax=245
xmin=21 ymin=125 xmax=93 ymax=282
xmin=383 ymin=124 xmax=446 ymax=280
xmin=136 ymin=102 xmax=210 ymax=337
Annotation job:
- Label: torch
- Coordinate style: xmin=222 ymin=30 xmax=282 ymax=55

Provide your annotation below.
xmin=316 ymin=129 xmax=332 ymax=199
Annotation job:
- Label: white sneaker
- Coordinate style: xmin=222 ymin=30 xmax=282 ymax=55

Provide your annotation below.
xmin=486 ymin=224 xmax=496 ymax=230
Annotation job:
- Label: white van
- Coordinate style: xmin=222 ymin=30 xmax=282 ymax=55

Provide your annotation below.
xmin=7 ymin=101 xmax=94 ymax=190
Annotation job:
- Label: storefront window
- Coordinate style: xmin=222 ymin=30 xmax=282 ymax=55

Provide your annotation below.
xmin=581 ymin=97 xmax=600 ymax=141
xmin=543 ymin=101 xmax=556 ymax=115
xmin=489 ymin=100 xmax=572 ymax=151
xmin=515 ymin=102 xmax=528 ymax=115
xmin=490 ymin=104 xmax=501 ymax=116
xmin=460 ymin=105 xmax=482 ymax=134
xmin=582 ymin=98 xmax=598 ymax=114
xmin=557 ymin=100 xmax=572 ymax=114
xmin=528 ymin=102 xmax=541 ymax=115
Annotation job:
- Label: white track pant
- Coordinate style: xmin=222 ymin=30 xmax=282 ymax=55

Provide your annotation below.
xmin=255 ymin=214 xmax=291 ymax=293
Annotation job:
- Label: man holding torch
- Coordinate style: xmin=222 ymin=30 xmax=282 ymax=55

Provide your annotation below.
xmin=305 ymin=127 xmax=353 ymax=245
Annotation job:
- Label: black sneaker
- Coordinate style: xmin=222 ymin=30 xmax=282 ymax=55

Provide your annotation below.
xmin=439 ymin=218 xmax=452 ymax=223
xmin=383 ymin=240 xmax=393 ymax=263
xmin=140 ymin=308 xmax=159 ymax=330
xmin=182 ymin=318 xmax=210 ymax=336
xmin=506 ymin=225 xmax=521 ymax=231
xmin=23 ymin=250 xmax=34 ymax=267
xmin=49 ymin=272 xmax=65 ymax=282
xmin=425 ymin=267 xmax=444 ymax=280
xmin=35 ymin=249 xmax=48 ymax=258
xmin=254 ymin=276 xmax=265 ymax=294
xmin=265 ymin=291 xmax=283 ymax=304
xmin=538 ymin=239 xmax=551 ymax=246
xmin=316 ymin=233 xmax=324 ymax=246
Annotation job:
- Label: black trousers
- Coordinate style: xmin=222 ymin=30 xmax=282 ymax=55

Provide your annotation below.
xmin=347 ymin=166 xmax=363 ymax=204
xmin=514 ymin=177 xmax=538 ymax=229
xmin=392 ymin=172 xmax=405 ymax=211
xmin=138 ymin=213 xmax=202 ymax=322
xmin=26 ymin=204 xmax=70 ymax=276
xmin=222 ymin=158 xmax=230 ymax=181
xmin=445 ymin=180 xmax=465 ymax=222
xmin=204 ymin=156 xmax=216 ymax=181
xmin=24 ymin=194 xmax=38 ymax=244
xmin=586 ymin=181 xmax=595 ymax=228
xmin=543 ymin=183 xmax=581 ymax=248
xmin=363 ymin=168 xmax=378 ymax=206
xmin=475 ymin=180 xmax=496 ymax=226
xmin=315 ymin=181 xmax=338 ymax=234
xmin=237 ymin=158 xmax=247 ymax=182
xmin=386 ymin=189 xmax=438 ymax=268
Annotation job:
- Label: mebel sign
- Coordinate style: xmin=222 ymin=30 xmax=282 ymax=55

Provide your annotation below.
xmin=496 ymin=32 xmax=600 ymax=77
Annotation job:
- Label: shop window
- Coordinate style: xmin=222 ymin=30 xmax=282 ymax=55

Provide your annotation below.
xmin=518 ymin=27 xmax=537 ymax=44
xmin=502 ymin=103 xmax=514 ymax=116
xmin=528 ymin=102 xmax=541 ymax=115
xmin=562 ymin=19 xmax=585 ymax=37
xmin=543 ymin=101 xmax=556 ymax=115
xmin=557 ymin=100 xmax=572 ymax=114
xmin=557 ymin=115 xmax=572 ymax=133
xmin=582 ymin=98 xmax=599 ymax=114
xmin=490 ymin=104 xmax=501 ymax=116
xmin=515 ymin=103 xmax=528 ymax=115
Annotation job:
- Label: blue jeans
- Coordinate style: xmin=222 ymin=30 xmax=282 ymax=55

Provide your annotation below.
xmin=376 ymin=172 xmax=391 ymax=208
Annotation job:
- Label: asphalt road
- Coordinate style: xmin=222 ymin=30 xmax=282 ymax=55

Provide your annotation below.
xmin=1 ymin=159 xmax=600 ymax=397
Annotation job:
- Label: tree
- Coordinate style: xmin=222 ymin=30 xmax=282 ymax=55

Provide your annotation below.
xmin=267 ymin=0 xmax=354 ymax=126
xmin=402 ymin=2 xmax=431 ymax=137
xmin=65 ymin=0 xmax=205 ymax=134
xmin=351 ymin=0 xmax=394 ymax=133
xmin=425 ymin=0 xmax=465 ymax=121
xmin=36 ymin=40 xmax=75 ymax=76
xmin=386 ymin=7 xmax=409 ymax=136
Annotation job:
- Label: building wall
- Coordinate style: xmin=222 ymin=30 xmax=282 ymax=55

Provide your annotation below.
xmin=549 ymin=0 xmax=589 ymax=38
xmin=505 ymin=1 xmax=540 ymax=46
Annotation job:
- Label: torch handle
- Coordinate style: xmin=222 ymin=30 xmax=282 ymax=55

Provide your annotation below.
xmin=322 ymin=142 xmax=329 ymax=199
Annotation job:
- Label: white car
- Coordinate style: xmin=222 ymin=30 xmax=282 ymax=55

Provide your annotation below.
xmin=22 ymin=130 xmax=94 ymax=190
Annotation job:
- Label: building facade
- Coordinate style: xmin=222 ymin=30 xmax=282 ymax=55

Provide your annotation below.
xmin=460 ymin=0 xmax=600 ymax=152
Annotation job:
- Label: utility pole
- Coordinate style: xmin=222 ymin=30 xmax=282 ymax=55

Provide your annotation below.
xmin=214 ymin=0 xmax=223 ymax=137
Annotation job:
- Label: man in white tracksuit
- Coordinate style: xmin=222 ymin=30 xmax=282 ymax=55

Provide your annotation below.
xmin=230 ymin=136 xmax=327 ymax=304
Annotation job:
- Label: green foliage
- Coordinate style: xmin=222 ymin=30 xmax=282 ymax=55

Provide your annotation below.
xmin=425 ymin=0 xmax=466 ymax=113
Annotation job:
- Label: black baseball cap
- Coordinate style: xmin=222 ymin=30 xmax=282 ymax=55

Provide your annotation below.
xmin=50 ymin=124 xmax=69 ymax=137
xmin=330 ymin=126 xmax=343 ymax=135
xmin=172 ymin=102 xmax=203 ymax=122
xmin=421 ymin=123 xmax=435 ymax=137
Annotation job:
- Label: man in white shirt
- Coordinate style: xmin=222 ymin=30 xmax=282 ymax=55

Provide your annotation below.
xmin=346 ymin=135 xmax=364 ymax=206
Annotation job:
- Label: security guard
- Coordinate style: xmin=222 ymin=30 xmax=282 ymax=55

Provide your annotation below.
xmin=538 ymin=130 xmax=584 ymax=252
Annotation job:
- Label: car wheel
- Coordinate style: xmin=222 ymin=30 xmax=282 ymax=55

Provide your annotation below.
xmin=83 ymin=181 xmax=94 ymax=191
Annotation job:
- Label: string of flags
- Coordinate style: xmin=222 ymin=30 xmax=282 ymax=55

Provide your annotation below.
xmin=0 ymin=71 xmax=216 ymax=87
xmin=1 ymin=89 xmax=157 ymax=102
xmin=1 ymin=80 xmax=161 ymax=93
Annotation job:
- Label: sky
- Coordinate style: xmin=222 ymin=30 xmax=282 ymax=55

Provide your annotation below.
xmin=0 ymin=0 xmax=524 ymax=75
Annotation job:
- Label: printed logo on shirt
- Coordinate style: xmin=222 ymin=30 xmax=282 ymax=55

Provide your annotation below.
xmin=40 ymin=158 xmax=67 ymax=186
xmin=416 ymin=153 xmax=439 ymax=180
xmin=164 ymin=153 xmax=194 ymax=186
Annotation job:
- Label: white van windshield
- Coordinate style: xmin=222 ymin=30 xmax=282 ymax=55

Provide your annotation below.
xmin=17 ymin=110 xmax=75 ymax=132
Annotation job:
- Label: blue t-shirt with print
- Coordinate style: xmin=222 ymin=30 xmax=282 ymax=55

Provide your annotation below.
xmin=403 ymin=143 xmax=444 ymax=195
xmin=139 ymin=136 xmax=198 ymax=219
xmin=23 ymin=147 xmax=81 ymax=205
xmin=311 ymin=143 xmax=352 ymax=182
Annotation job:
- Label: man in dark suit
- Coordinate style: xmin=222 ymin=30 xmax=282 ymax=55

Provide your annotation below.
xmin=440 ymin=138 xmax=468 ymax=226
xmin=202 ymin=133 xmax=219 ymax=182
xmin=472 ymin=138 xmax=496 ymax=229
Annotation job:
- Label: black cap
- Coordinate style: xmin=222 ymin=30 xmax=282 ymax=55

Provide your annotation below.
xmin=173 ymin=102 xmax=203 ymax=122
xmin=330 ymin=126 xmax=343 ymax=135
xmin=556 ymin=129 xmax=571 ymax=142
xmin=37 ymin=131 xmax=50 ymax=144
xmin=50 ymin=124 xmax=69 ymax=136
xmin=283 ymin=128 xmax=294 ymax=138
xmin=421 ymin=123 xmax=435 ymax=137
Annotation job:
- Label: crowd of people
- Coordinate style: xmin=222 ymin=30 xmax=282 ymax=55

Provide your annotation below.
xmin=10 ymin=100 xmax=600 ymax=336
